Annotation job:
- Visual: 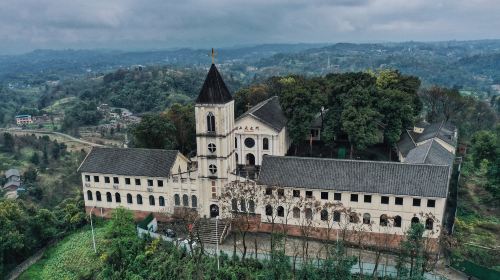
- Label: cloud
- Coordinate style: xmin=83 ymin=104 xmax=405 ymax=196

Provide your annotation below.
xmin=0 ymin=0 xmax=499 ymax=53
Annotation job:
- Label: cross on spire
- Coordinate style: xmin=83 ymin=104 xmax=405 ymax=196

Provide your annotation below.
xmin=210 ymin=48 xmax=217 ymax=64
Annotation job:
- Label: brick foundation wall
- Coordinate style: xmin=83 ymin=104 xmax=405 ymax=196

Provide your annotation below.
xmin=85 ymin=207 xmax=174 ymax=222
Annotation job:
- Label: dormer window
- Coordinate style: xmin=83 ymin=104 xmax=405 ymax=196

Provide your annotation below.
xmin=207 ymin=112 xmax=215 ymax=132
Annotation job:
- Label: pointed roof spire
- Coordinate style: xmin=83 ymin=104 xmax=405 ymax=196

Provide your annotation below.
xmin=196 ymin=61 xmax=233 ymax=104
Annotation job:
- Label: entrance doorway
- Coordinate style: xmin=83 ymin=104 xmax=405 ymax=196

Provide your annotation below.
xmin=210 ymin=204 xmax=219 ymax=218
xmin=246 ymin=153 xmax=255 ymax=166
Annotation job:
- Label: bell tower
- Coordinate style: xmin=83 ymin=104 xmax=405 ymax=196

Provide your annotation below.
xmin=195 ymin=60 xmax=235 ymax=218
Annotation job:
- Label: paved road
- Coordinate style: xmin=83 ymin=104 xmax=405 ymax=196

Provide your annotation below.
xmin=0 ymin=128 xmax=104 ymax=147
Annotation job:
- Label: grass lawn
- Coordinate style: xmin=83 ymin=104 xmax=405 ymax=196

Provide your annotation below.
xmin=19 ymin=225 xmax=107 ymax=280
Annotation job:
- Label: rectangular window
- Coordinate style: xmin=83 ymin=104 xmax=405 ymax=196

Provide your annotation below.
xmin=381 ymin=196 xmax=389 ymax=204
xmin=395 ymin=197 xmax=403 ymax=205
xmin=427 ymin=199 xmax=436 ymax=208
xmin=321 ymin=192 xmax=328 ymax=200
xmin=265 ymin=187 xmax=272 ymax=196
xmin=350 ymin=194 xmax=358 ymax=202
xmin=93 ymin=176 xmax=99 ymax=182
xmin=148 ymin=179 xmax=153 ymax=187
xmin=277 ymin=188 xmax=284 ymax=197
xmin=334 ymin=193 xmax=342 ymax=201
xmin=104 ymin=176 xmax=110 ymax=184
xmin=364 ymin=195 xmax=372 ymax=203
xmin=113 ymin=177 xmax=119 ymax=184
xmin=293 ymin=190 xmax=300 ymax=198
xmin=306 ymin=191 xmax=313 ymax=198
xmin=125 ymin=178 xmax=131 ymax=185
xmin=85 ymin=175 xmax=90 ymax=182
xmin=158 ymin=180 xmax=164 ymax=187
xmin=413 ymin=198 xmax=421 ymax=207
xmin=135 ymin=178 xmax=141 ymax=185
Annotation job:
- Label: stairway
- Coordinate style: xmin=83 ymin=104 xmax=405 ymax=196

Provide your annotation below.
xmin=193 ymin=218 xmax=230 ymax=244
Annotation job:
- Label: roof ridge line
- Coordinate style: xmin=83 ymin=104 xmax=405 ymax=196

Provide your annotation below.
xmin=266 ymin=155 xmax=450 ymax=167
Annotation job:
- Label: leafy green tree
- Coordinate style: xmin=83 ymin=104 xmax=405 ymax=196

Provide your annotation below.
xmin=1 ymin=132 xmax=15 ymax=153
xmin=470 ymin=130 xmax=497 ymax=166
xmin=30 ymin=152 xmax=40 ymax=165
xmin=396 ymin=222 xmax=426 ymax=279
xmin=165 ymin=103 xmax=196 ymax=154
xmin=130 ymin=113 xmax=177 ymax=149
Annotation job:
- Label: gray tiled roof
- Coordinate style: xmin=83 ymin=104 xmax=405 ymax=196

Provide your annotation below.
xmin=237 ymin=96 xmax=287 ymax=132
xmin=257 ymin=156 xmax=450 ymax=198
xmin=404 ymin=139 xmax=455 ymax=166
xmin=414 ymin=121 xmax=457 ymax=147
xmin=78 ymin=147 xmax=179 ymax=177
xmin=396 ymin=130 xmax=416 ymax=157
xmin=5 ymin=169 xmax=20 ymax=178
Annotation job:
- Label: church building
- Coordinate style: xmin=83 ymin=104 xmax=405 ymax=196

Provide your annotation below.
xmin=78 ymin=62 xmax=454 ymax=249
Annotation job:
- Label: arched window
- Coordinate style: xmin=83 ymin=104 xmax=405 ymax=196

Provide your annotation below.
xmin=87 ymin=190 xmax=93 ymax=200
xmin=96 ymin=191 xmax=101 ymax=201
xmin=207 ymin=112 xmax=215 ymax=132
xmin=174 ymin=194 xmax=180 ymax=206
xmin=380 ymin=214 xmax=388 ymax=227
xmin=240 ymin=199 xmax=246 ymax=212
xmin=411 ymin=217 xmax=420 ymax=225
xmin=249 ymin=200 xmax=255 ymax=213
xmin=182 ymin=194 xmax=189 ymax=207
xmin=127 ymin=193 xmax=132 ymax=204
xmin=159 ymin=196 xmax=165 ymax=206
xmin=333 ymin=211 xmax=341 ymax=222
xmin=106 ymin=192 xmax=112 ymax=202
xmin=350 ymin=212 xmax=359 ymax=223
xmin=363 ymin=213 xmax=371 ymax=224
xmin=232 ymin=198 xmax=238 ymax=212
xmin=137 ymin=194 xmax=143 ymax=205
xmin=263 ymin=138 xmax=269 ymax=150
xmin=191 ymin=195 xmax=197 ymax=208
xmin=265 ymin=205 xmax=273 ymax=216
xmin=115 ymin=193 xmax=121 ymax=203
xmin=149 ymin=195 xmax=155 ymax=206
xmin=235 ymin=137 xmax=237 ymax=148
xmin=293 ymin=207 xmax=300 ymax=219
xmin=209 ymin=164 xmax=217 ymax=174
xmin=208 ymin=143 xmax=216 ymax=153
xmin=425 ymin=218 xmax=434 ymax=230
xmin=305 ymin=208 xmax=313 ymax=220
xmin=277 ymin=206 xmax=284 ymax=217
xmin=394 ymin=216 xmax=402 ymax=227
xmin=321 ymin=210 xmax=328 ymax=221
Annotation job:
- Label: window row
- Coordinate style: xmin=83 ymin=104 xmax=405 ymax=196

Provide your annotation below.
xmin=266 ymin=188 xmax=436 ymax=208
xmin=264 ymin=205 xmax=434 ymax=230
xmin=236 ymin=137 xmax=270 ymax=150
xmin=84 ymin=175 xmax=165 ymax=187
xmin=86 ymin=191 xmax=198 ymax=208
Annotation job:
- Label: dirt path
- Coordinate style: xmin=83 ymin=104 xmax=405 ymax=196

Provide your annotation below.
xmin=0 ymin=128 xmax=104 ymax=151
xmin=4 ymin=240 xmax=56 ymax=280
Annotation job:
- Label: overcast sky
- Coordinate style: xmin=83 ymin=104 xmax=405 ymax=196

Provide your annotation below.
xmin=1 ymin=0 xmax=499 ymax=54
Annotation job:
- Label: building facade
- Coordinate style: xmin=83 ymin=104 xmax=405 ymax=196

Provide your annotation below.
xmin=78 ymin=63 xmax=454 ymax=247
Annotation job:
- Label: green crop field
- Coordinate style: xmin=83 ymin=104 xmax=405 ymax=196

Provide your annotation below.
xmin=19 ymin=226 xmax=106 ymax=280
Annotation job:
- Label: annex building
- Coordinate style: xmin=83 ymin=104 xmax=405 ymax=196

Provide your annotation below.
xmin=78 ymin=63 xmax=456 ymax=248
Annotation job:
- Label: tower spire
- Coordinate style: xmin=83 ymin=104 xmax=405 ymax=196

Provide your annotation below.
xmin=211 ymin=48 xmax=217 ymax=64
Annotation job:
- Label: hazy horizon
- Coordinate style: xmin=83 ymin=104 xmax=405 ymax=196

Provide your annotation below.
xmin=1 ymin=0 xmax=500 ymax=54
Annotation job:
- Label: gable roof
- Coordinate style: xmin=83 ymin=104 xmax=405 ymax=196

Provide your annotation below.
xmin=5 ymin=169 xmax=20 ymax=178
xmin=78 ymin=147 xmax=179 ymax=177
xmin=413 ymin=121 xmax=457 ymax=147
xmin=397 ymin=130 xmax=416 ymax=158
xmin=236 ymin=96 xmax=287 ymax=132
xmin=196 ymin=64 xmax=233 ymax=104
xmin=257 ymin=155 xmax=450 ymax=198
xmin=404 ymin=139 xmax=455 ymax=166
